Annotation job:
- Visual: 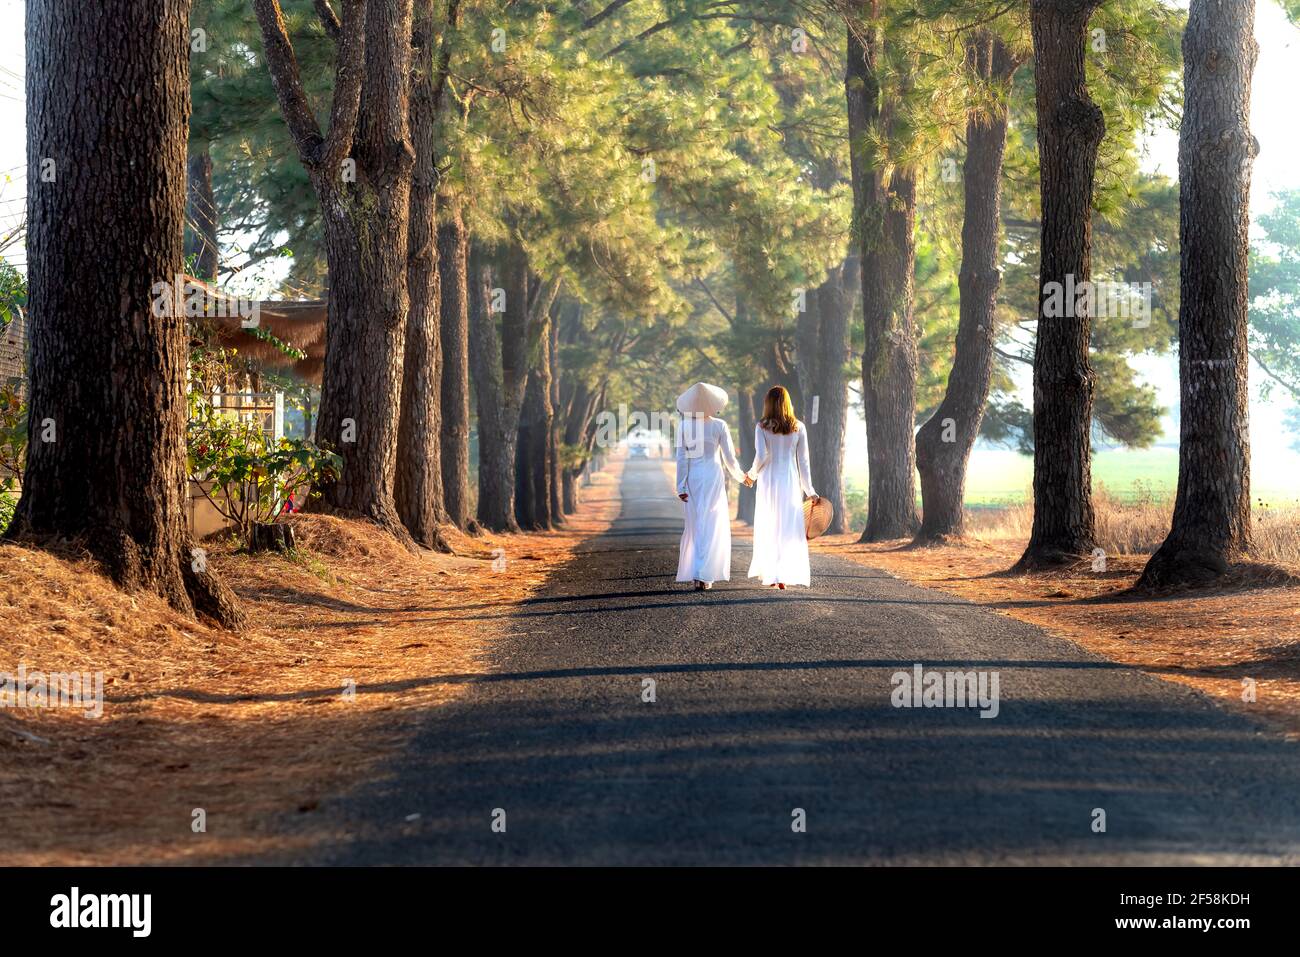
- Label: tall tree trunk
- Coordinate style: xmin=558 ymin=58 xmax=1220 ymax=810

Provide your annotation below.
xmin=516 ymin=302 xmax=554 ymax=531
xmin=915 ymin=34 xmax=1017 ymax=545
xmin=467 ymin=243 xmax=518 ymax=531
xmin=253 ymin=0 xmax=416 ymax=542
xmin=1139 ymin=0 xmax=1258 ymax=588
xmin=438 ymin=200 xmax=474 ymax=529
xmin=561 ymin=464 xmax=578 ymax=514
xmin=762 ymin=340 xmax=803 ymax=418
xmin=846 ymin=9 xmax=920 ymax=541
xmin=186 ymin=146 xmax=219 ymax=282
xmin=513 ymin=419 xmax=532 ymax=528
xmin=583 ymin=380 xmax=609 ymax=477
xmin=559 ymin=321 xmax=605 ymax=517
xmin=1016 ymin=0 xmax=1105 ymax=569
xmin=468 ymin=241 xmax=558 ymax=531
xmin=808 ymin=253 xmax=858 ymax=535
xmin=548 ymin=311 xmax=564 ymax=525
xmin=11 ymin=0 xmax=242 ymax=627
xmin=561 ymin=378 xmax=596 ymax=514
xmin=395 ymin=0 xmax=447 ymax=550
xmin=736 ymin=386 xmax=758 ymax=524
xmin=795 ymin=284 xmax=819 ymax=406
xmin=558 ymin=375 xmax=578 ymax=517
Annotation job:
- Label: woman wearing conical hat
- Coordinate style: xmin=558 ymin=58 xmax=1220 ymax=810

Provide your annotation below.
xmin=674 ymin=382 xmax=746 ymax=591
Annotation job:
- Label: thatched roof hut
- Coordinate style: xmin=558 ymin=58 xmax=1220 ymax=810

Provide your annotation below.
xmin=0 ymin=307 xmax=25 ymax=392
xmin=186 ymin=278 xmax=327 ymax=384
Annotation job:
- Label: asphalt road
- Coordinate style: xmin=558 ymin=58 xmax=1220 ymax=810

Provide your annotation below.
xmin=307 ymin=458 xmax=1300 ymax=864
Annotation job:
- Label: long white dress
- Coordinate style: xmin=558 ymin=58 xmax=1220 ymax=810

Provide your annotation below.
xmin=676 ymin=415 xmax=746 ymax=584
xmin=747 ymin=421 xmax=816 ymax=587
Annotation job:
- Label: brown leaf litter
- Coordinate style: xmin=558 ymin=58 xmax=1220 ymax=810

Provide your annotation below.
xmin=0 ymin=463 xmax=623 ymax=864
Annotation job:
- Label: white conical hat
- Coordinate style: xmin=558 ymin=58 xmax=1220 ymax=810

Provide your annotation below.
xmin=676 ymin=382 xmax=728 ymax=416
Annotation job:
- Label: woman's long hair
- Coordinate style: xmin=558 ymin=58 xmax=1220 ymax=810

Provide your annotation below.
xmin=759 ymin=386 xmax=797 ymax=435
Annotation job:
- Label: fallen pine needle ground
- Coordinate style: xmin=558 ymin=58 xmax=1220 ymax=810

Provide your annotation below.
xmin=0 ymin=462 xmax=622 ymax=865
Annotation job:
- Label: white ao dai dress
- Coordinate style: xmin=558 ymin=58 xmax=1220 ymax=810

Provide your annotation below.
xmin=675 ymin=415 xmax=746 ymax=585
xmin=747 ymin=421 xmax=816 ymax=587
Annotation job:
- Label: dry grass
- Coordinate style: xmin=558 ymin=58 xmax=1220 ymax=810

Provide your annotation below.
xmin=969 ymin=486 xmax=1300 ymax=563
xmin=0 ymin=462 xmax=622 ymax=865
xmin=815 ymin=504 xmax=1300 ymax=737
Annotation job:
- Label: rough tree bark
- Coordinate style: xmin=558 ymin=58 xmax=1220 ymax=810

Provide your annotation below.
xmin=807 ymin=254 xmax=858 ymax=535
xmin=469 ymin=242 xmax=560 ymax=531
xmin=1016 ymin=0 xmax=1105 ymax=569
xmin=438 ymin=199 xmax=474 ymax=529
xmin=186 ymin=147 xmax=219 ymax=282
xmin=765 ymin=340 xmax=803 ymax=418
xmin=558 ymin=301 xmax=604 ymax=516
xmin=395 ymin=0 xmax=449 ymax=550
xmin=736 ymin=386 xmax=758 ymax=525
xmin=253 ymin=0 xmax=415 ymax=542
xmin=846 ymin=8 xmax=920 ymax=541
xmin=11 ymin=0 xmax=243 ymax=627
xmin=561 ymin=378 xmax=598 ymax=514
xmin=547 ymin=311 xmax=564 ymax=525
xmin=467 ymin=243 xmax=517 ymax=531
xmin=516 ymin=298 xmax=554 ymax=531
xmin=1138 ymin=0 xmax=1258 ymax=588
xmin=915 ymin=34 xmax=1018 ymax=544
xmin=796 ymin=282 xmax=820 ymax=406
xmin=582 ymin=381 xmax=609 ymax=487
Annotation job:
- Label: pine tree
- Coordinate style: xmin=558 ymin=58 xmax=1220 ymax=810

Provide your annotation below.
xmin=1139 ymin=0 xmax=1259 ymax=587
xmin=251 ymin=0 xmax=416 ymax=540
xmin=1015 ymin=0 xmax=1106 ymax=569
xmin=915 ymin=32 xmax=1022 ymax=543
xmin=12 ymin=0 xmax=243 ymax=627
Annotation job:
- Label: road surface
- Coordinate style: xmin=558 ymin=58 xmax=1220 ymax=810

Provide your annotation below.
xmin=299 ymin=458 xmax=1300 ymax=864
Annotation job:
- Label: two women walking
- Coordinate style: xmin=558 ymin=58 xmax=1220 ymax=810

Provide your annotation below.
xmin=674 ymin=383 xmax=820 ymax=591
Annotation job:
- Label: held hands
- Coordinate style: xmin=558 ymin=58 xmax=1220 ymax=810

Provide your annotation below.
xmin=742 ymin=475 xmax=755 ymax=487
xmin=679 ymin=492 xmax=688 ymax=502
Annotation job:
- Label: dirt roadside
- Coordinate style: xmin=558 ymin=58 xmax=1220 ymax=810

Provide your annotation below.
xmin=0 ymin=462 xmax=622 ymax=865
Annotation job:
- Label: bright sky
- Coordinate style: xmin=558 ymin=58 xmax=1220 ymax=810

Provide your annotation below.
xmin=0 ymin=0 xmax=1296 ymax=482
xmin=0 ymin=1 xmax=23 ymax=259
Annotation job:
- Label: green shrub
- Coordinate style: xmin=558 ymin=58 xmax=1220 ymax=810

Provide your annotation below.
xmin=0 ymin=382 xmax=25 ymax=535
xmin=187 ymin=390 xmax=341 ymax=540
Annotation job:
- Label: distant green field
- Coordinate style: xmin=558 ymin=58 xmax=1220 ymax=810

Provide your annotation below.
xmin=964 ymin=448 xmax=1179 ymax=505
xmin=848 ymin=445 xmax=1300 ymax=508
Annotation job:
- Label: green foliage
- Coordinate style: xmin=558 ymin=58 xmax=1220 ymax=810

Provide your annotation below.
xmin=186 ymin=346 xmax=340 ymax=539
xmin=843 ymin=478 xmax=869 ymax=533
xmin=990 ymin=13 xmax=1183 ymax=452
xmin=0 ymin=259 xmax=25 ymax=329
xmin=0 ymin=256 xmax=25 ymax=527
xmin=0 ymin=382 xmax=24 ymax=534
xmin=187 ymin=395 xmax=341 ymax=537
xmin=834 ymin=0 xmax=1183 ymax=452
xmin=980 ymin=397 xmax=1035 ymax=455
xmin=187 ymin=0 xmax=1193 ymax=461
xmin=258 ymin=368 xmax=319 ymax=439
xmin=1286 ymin=408 xmax=1300 ymax=453
xmin=1249 ymin=189 xmax=1300 ymax=405
xmin=191 ymin=0 xmax=335 ymax=288
xmin=242 ymin=324 xmax=307 ymax=361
